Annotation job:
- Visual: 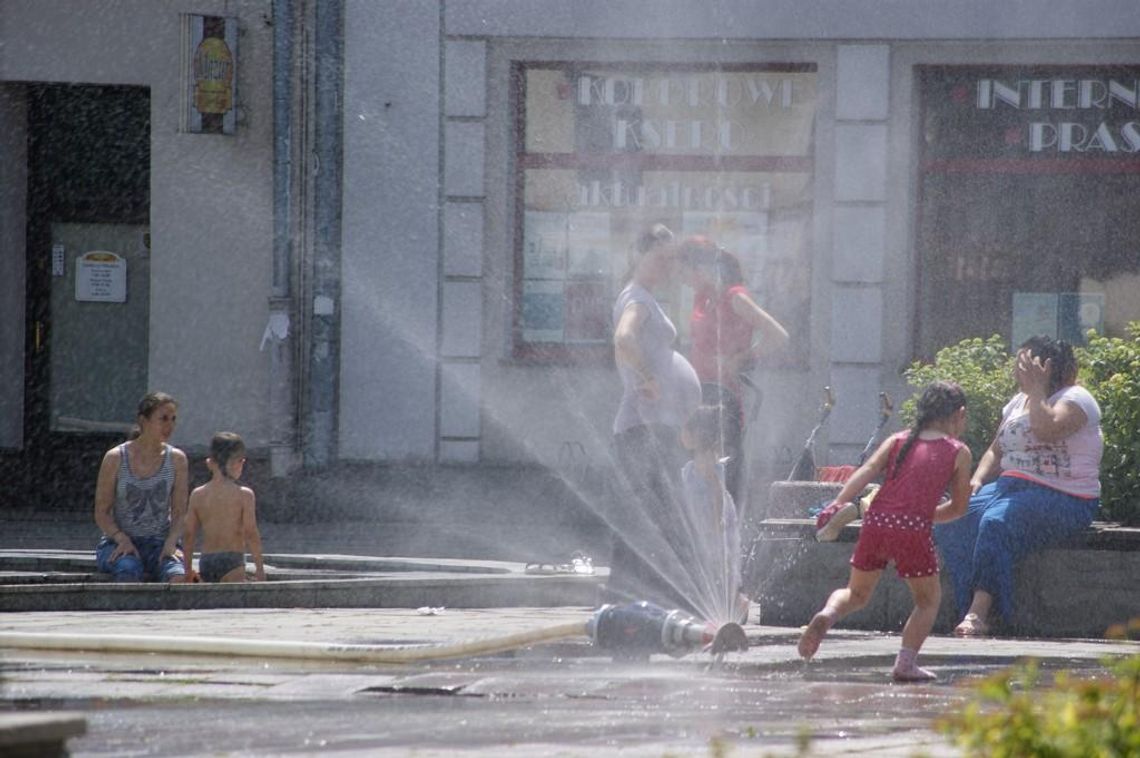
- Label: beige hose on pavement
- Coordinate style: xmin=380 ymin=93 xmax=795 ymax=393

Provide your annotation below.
xmin=0 ymin=622 xmax=590 ymax=664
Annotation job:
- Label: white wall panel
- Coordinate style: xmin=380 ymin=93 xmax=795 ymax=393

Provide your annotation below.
xmin=445 ymin=40 xmax=487 ymax=118
xmin=831 ymin=206 xmax=885 ymax=283
xmin=440 ymin=361 xmax=481 ymax=438
xmin=836 ymin=45 xmax=890 ymax=121
xmin=834 ymin=124 xmax=888 ymax=202
xmin=443 ymin=202 xmax=484 ymax=277
xmin=445 ymin=121 xmax=486 ymax=198
xmin=830 ymin=288 xmax=883 ymax=364
xmin=441 ymin=281 xmax=482 ymax=358
xmin=340 ymin=0 xmax=441 ymax=459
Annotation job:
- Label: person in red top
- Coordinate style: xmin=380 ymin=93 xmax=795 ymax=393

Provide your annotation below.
xmin=798 ymin=381 xmax=973 ymax=682
xmin=679 ymin=237 xmax=789 ymax=502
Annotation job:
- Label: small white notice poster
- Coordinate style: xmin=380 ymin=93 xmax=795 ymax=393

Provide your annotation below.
xmin=76 ymin=251 xmax=127 ymax=303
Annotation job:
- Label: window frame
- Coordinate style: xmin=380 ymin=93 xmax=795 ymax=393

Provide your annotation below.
xmin=913 ymin=64 xmax=1140 ymax=360
xmin=508 ymin=59 xmax=817 ymax=364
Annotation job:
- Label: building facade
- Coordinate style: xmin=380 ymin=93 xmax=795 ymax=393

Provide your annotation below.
xmin=2 ymin=1 xmax=1139 ymax=520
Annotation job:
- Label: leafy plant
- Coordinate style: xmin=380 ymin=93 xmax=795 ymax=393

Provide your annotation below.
xmin=1075 ymin=324 xmax=1140 ymax=524
xmin=938 ymin=654 xmax=1140 ymax=757
xmin=901 ymin=335 xmax=1016 ymax=462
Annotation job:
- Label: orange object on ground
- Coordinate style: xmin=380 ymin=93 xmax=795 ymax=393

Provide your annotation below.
xmin=816 ymin=465 xmax=856 ymax=483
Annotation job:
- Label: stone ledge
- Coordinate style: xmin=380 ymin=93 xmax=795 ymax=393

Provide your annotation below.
xmin=0 ymin=551 xmax=604 ymax=612
xmin=745 ymin=518 xmax=1140 ymax=638
xmin=754 ymin=518 xmax=1140 ymax=550
xmin=0 ymin=713 xmax=86 ymax=757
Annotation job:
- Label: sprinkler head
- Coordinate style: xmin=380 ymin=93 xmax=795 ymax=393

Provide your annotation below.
xmin=709 ymin=622 xmax=748 ymax=655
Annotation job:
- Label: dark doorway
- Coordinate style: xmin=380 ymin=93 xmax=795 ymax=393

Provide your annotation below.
xmin=19 ymin=84 xmax=150 ymax=511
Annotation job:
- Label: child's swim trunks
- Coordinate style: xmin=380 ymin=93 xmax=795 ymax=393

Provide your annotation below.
xmin=199 ymin=551 xmax=245 ymax=582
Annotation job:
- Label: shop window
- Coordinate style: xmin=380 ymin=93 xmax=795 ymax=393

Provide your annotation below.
xmin=916 ymin=66 xmax=1140 ymax=357
xmin=511 ymin=63 xmax=817 ymax=365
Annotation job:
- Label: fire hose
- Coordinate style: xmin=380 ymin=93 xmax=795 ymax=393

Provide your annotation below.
xmin=0 ymin=603 xmax=746 ymax=663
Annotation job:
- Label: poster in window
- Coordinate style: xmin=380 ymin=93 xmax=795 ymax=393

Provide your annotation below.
xmin=565 ymin=212 xmax=612 ymax=279
xmin=1060 ymin=293 xmax=1104 ymax=344
xmin=563 ymin=280 xmax=610 ymax=344
xmin=522 ymin=280 xmax=564 ymax=343
xmin=75 ymin=251 xmax=127 ymax=303
xmin=681 ymin=210 xmax=769 ymax=274
xmin=1011 ymin=293 xmax=1059 ymax=349
xmin=1011 ymin=292 xmax=1104 ymax=347
xmin=523 ymin=211 xmax=569 ymax=280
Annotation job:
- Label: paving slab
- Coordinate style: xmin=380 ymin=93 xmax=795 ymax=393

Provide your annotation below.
xmin=2 ymin=606 xmax=1137 ymax=756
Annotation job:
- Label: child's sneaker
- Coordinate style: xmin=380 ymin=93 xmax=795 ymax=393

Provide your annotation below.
xmin=815 ymin=500 xmax=860 ymax=542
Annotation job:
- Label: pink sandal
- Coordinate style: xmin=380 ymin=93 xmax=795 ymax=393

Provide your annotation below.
xmin=954 ymin=613 xmax=990 ymax=637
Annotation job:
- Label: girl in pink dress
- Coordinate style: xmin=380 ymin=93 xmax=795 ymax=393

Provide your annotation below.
xmin=798 ymin=381 xmax=973 ymax=682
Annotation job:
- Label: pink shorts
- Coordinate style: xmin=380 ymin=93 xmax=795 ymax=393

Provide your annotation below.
xmin=850 ymin=524 xmax=939 ymax=578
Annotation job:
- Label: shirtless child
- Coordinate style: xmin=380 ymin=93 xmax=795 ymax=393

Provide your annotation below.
xmin=183 ymin=432 xmax=266 ymax=583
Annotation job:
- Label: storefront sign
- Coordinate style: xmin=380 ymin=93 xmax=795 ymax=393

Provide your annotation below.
xmin=181 ymin=14 xmax=238 ymax=135
xmin=75 ymin=251 xmax=126 ymax=303
xmin=924 ymin=66 xmax=1140 ymax=159
xmin=977 ymin=77 xmax=1140 ymax=153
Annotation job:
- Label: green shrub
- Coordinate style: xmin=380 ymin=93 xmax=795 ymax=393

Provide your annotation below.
xmin=901 ymin=335 xmax=1015 ymax=462
xmin=1076 ymin=324 xmax=1140 ymax=525
xmin=938 ymin=654 xmax=1140 ymax=757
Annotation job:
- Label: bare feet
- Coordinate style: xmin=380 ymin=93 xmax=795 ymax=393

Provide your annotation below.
xmin=798 ymin=612 xmax=834 ymax=659
xmin=892 ymin=647 xmax=937 ymax=681
xmin=892 ymin=663 xmax=938 ymax=682
xmin=953 ymin=612 xmax=990 ymax=637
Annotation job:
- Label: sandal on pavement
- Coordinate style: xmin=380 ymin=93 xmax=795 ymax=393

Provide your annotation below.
xmin=954 ymin=613 xmax=990 ymax=637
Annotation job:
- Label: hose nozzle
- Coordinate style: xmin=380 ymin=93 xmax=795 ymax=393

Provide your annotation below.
xmin=587 ymin=602 xmax=715 ymax=658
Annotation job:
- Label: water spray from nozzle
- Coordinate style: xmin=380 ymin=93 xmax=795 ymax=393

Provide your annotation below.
xmin=586 ymin=601 xmax=748 ymax=659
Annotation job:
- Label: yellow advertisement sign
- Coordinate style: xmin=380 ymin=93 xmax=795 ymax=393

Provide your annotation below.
xmin=181 ymin=14 xmax=238 ymax=134
xmin=194 ymin=36 xmax=234 ymax=114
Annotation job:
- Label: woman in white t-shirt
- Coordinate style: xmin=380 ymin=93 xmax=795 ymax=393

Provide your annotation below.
xmin=608 ymin=223 xmax=702 ymax=613
xmin=935 ymin=336 xmax=1102 ymax=636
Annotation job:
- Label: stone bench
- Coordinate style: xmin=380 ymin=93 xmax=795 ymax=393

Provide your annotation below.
xmin=745 ymin=481 xmax=1140 ymax=638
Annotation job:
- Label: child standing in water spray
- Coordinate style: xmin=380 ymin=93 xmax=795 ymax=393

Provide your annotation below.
xmin=680 ymin=405 xmax=750 ymax=625
xmin=798 ymin=381 xmax=972 ymax=681
xmin=183 ymin=432 xmax=266 ymax=583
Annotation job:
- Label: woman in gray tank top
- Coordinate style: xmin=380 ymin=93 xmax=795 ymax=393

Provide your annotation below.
xmin=93 ymin=392 xmax=190 ymax=582
xmin=607 ymin=223 xmax=702 ymax=615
